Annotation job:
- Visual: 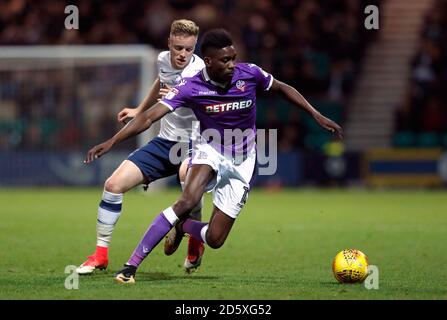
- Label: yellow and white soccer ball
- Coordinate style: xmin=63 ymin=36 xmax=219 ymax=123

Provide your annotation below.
xmin=332 ymin=249 xmax=369 ymax=283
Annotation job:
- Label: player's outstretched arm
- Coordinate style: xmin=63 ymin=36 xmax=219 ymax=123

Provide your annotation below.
xmin=270 ymin=79 xmax=343 ymax=139
xmin=85 ymin=103 xmax=171 ymax=163
xmin=117 ymin=78 xmax=161 ymax=124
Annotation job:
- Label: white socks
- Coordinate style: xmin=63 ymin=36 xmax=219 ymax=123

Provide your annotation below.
xmin=200 ymin=224 xmax=209 ymax=245
xmin=96 ymin=190 xmax=123 ymax=247
xmin=162 ymin=207 xmax=179 ymax=225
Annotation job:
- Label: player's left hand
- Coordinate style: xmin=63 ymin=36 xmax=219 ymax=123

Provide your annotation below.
xmin=313 ymin=113 xmax=343 ymax=139
xmin=84 ymin=140 xmax=114 ymax=164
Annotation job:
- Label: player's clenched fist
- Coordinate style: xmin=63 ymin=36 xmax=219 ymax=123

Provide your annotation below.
xmin=84 ymin=140 xmax=114 ymax=164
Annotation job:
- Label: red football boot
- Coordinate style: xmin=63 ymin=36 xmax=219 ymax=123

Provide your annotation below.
xmin=76 ymin=246 xmax=108 ymax=275
xmin=184 ymin=236 xmax=205 ymax=274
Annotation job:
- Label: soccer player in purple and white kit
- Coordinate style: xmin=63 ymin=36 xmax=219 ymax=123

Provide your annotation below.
xmin=84 ymin=29 xmax=342 ymax=283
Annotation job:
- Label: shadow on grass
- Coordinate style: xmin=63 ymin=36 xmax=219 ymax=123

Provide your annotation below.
xmin=76 ymin=270 xmax=219 ymax=283
xmin=318 ymin=280 xmax=343 ymax=287
xmin=135 ymin=271 xmax=219 ymax=282
xmin=318 ymin=280 xmax=365 ymax=287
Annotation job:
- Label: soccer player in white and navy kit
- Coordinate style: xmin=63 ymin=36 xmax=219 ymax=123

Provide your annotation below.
xmin=76 ymin=20 xmax=206 ymax=275
xmin=84 ymin=29 xmax=342 ymax=283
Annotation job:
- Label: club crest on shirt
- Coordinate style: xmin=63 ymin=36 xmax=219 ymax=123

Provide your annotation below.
xmin=176 ymin=79 xmax=187 ymax=86
xmin=165 ymin=88 xmax=179 ymax=100
xmin=236 ymin=80 xmax=246 ymax=92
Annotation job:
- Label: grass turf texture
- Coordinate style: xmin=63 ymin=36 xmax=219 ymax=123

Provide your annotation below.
xmin=0 ymin=188 xmax=446 ymax=300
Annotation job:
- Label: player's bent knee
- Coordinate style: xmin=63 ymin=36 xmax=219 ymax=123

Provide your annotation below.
xmin=205 ymin=235 xmax=225 ymax=249
xmin=206 ymin=240 xmax=224 ymax=249
xmin=104 ymin=177 xmax=125 ymax=194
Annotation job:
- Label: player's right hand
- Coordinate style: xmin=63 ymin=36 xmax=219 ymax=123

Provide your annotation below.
xmin=84 ymin=140 xmax=114 ymax=164
xmin=158 ymin=84 xmax=172 ymax=100
xmin=117 ymin=107 xmax=138 ymax=124
xmin=313 ymin=113 xmax=343 ymax=139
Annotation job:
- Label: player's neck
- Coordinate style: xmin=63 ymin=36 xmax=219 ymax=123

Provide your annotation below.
xmin=203 ymin=67 xmax=228 ymax=88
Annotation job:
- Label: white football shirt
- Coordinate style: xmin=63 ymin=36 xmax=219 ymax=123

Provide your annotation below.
xmin=157 ymin=51 xmax=205 ymax=142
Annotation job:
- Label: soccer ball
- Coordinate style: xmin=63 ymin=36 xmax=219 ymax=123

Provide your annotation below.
xmin=332 ymin=249 xmax=369 ymax=283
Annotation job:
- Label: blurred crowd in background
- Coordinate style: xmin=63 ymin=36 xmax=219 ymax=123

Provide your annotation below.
xmin=0 ymin=0 xmax=380 ymax=152
xmin=394 ymin=0 xmax=447 ymax=148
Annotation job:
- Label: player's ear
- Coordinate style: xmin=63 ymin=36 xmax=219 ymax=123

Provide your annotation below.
xmin=167 ymin=37 xmax=171 ymax=49
xmin=204 ymin=56 xmax=212 ymax=67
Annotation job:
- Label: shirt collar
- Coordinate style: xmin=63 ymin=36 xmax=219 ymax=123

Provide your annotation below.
xmin=202 ymin=67 xmax=227 ymax=88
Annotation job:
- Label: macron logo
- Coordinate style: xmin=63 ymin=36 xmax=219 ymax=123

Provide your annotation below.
xmin=205 ymin=99 xmax=253 ymax=113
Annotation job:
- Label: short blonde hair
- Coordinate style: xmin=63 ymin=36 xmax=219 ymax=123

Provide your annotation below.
xmin=170 ymin=19 xmax=199 ymax=37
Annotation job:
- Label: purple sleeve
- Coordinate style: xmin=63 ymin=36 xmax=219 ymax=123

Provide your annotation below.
xmin=159 ymin=81 xmax=190 ymax=111
xmin=249 ymin=63 xmax=274 ymax=91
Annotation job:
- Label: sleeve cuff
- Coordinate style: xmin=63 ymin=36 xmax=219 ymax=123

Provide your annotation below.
xmin=265 ymin=75 xmax=274 ymax=91
xmin=159 ymin=100 xmax=174 ymax=111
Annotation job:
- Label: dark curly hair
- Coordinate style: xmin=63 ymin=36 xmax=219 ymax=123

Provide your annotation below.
xmin=200 ymin=28 xmax=233 ymax=56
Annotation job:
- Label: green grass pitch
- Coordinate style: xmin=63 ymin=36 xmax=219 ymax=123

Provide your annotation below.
xmin=0 ymin=187 xmax=446 ymax=300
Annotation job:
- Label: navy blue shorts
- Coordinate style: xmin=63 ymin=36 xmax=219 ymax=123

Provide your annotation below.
xmin=127 ymin=137 xmax=189 ymax=182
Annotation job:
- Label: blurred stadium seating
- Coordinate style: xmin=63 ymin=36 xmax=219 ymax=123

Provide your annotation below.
xmin=2 ymin=0 xmax=446 ymax=188
xmin=0 ymin=0 xmax=379 ymax=151
xmin=393 ymin=0 xmax=447 ymax=149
